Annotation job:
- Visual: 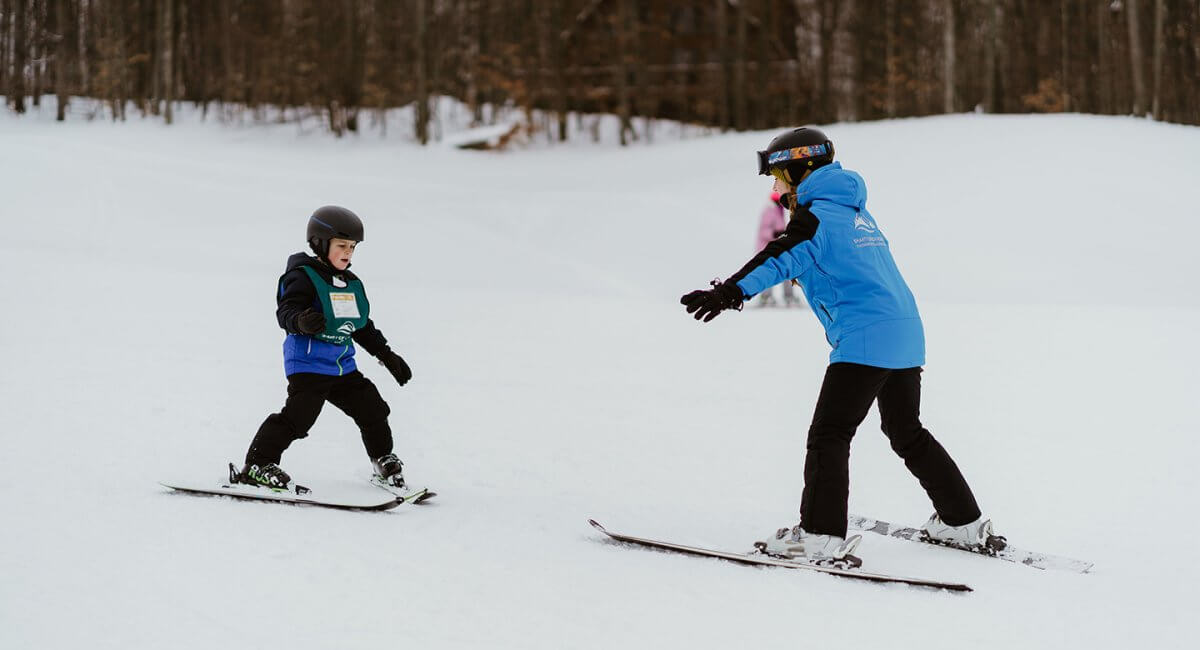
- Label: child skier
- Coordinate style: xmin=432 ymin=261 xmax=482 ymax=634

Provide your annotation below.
xmin=754 ymin=191 xmax=801 ymax=308
xmin=680 ymin=127 xmax=1003 ymax=567
xmin=237 ymin=206 xmax=414 ymax=491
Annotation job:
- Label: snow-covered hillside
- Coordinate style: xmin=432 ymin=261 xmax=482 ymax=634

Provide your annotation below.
xmin=1 ymin=104 xmax=1197 ymax=649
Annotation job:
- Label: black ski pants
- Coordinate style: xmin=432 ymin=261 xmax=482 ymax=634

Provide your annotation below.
xmin=245 ymin=371 xmax=393 ymax=466
xmin=799 ymin=363 xmax=981 ymax=538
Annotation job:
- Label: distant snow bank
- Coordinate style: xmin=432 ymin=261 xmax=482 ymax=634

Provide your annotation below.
xmin=0 ymin=94 xmax=724 ymax=148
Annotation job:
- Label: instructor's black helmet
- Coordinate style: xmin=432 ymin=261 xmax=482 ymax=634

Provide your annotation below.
xmin=756 ymin=127 xmax=835 ymax=184
xmin=307 ymin=205 xmax=364 ymax=258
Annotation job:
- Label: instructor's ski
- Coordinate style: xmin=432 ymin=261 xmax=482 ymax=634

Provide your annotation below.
xmin=588 ymin=519 xmax=971 ymax=592
xmin=847 ymin=514 xmax=1093 ymax=573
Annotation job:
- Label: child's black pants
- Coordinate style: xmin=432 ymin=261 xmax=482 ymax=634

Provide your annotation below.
xmin=799 ymin=363 xmax=982 ymax=537
xmin=245 ymin=371 xmax=393 ymax=466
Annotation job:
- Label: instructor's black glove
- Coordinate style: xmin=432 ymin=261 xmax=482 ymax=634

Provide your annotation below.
xmin=296 ymin=308 xmax=326 ymax=335
xmin=680 ymin=280 xmax=745 ymax=322
xmin=379 ymin=350 xmax=413 ymax=387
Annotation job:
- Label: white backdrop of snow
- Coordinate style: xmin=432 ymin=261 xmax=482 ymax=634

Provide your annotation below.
xmin=1 ymin=104 xmax=1197 ymax=649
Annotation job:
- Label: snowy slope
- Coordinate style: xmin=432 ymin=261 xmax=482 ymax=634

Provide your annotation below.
xmin=1 ymin=104 xmax=1197 ymax=649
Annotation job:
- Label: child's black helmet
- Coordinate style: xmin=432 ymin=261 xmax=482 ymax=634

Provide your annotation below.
xmin=307 ymin=205 xmax=364 ymax=257
xmin=757 ymin=127 xmax=835 ymax=183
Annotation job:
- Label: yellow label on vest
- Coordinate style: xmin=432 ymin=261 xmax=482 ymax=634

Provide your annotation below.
xmin=329 ymin=292 xmax=361 ymax=318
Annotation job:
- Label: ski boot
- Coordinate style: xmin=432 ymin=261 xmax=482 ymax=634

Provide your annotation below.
xmin=371 ymin=453 xmax=406 ymax=489
xmin=919 ymin=513 xmax=1007 ymax=554
xmin=234 ymin=462 xmax=293 ymax=491
xmin=754 ymin=525 xmax=863 ymax=568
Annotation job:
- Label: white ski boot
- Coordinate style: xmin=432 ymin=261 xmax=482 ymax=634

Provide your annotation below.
xmin=919 ymin=513 xmax=1007 ymax=553
xmin=755 ymin=525 xmax=863 ymax=568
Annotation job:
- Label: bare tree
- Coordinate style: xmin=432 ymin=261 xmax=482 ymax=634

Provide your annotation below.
xmin=942 ymin=0 xmax=955 ymax=113
xmin=1126 ymin=0 xmax=1146 ymax=114
xmin=414 ymin=0 xmax=430 ymax=144
xmin=10 ymin=0 xmax=28 ymax=112
xmin=1150 ymin=0 xmax=1165 ymax=118
xmin=55 ymin=0 xmax=69 ymax=120
xmin=160 ymin=0 xmax=174 ymax=124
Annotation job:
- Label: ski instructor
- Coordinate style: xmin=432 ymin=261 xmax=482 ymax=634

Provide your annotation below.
xmin=680 ymin=127 xmax=1003 ymax=567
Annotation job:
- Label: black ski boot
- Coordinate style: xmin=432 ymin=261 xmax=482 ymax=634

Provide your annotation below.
xmin=372 ymin=453 xmax=406 ymax=488
xmin=235 ymin=462 xmax=293 ymax=490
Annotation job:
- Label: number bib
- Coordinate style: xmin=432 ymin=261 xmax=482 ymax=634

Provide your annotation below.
xmin=300 ymin=266 xmax=370 ymax=345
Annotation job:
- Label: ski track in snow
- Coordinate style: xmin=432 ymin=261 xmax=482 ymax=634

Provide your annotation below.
xmin=1 ymin=106 xmax=1197 ymax=649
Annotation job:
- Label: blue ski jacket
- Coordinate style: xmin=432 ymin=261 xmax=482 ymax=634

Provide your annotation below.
xmin=276 ymin=253 xmax=391 ymax=376
xmin=731 ymin=163 xmax=925 ymax=369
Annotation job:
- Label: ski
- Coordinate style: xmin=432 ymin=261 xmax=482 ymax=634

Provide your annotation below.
xmin=368 ymin=475 xmax=437 ymax=504
xmin=588 ymin=519 xmax=972 ymax=592
xmin=847 ymin=514 xmax=1093 ymax=573
xmin=160 ymin=464 xmax=401 ymax=511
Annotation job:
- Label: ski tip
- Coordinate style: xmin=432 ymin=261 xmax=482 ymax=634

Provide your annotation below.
xmin=587 ymin=519 xmax=607 ymax=533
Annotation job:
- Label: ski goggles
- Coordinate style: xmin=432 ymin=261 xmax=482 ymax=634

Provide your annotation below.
xmin=756 ymin=143 xmax=830 ymax=176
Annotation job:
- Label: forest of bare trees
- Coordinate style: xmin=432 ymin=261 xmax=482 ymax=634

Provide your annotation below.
xmin=2 ymin=1 xmax=1197 ymax=143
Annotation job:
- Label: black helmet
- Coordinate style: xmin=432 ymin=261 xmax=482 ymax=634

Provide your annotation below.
xmin=307 ymin=205 xmax=364 ymax=258
xmin=756 ymin=127 xmax=835 ymax=183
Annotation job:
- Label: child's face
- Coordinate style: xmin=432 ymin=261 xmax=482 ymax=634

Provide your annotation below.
xmin=327 ymin=238 xmax=357 ymax=270
xmin=771 ymin=176 xmax=791 ymax=195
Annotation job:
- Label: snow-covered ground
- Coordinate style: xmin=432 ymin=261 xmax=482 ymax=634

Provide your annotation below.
xmin=2 ymin=103 xmax=1197 ymax=649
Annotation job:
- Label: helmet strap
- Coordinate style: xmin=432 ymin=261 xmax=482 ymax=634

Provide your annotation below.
xmin=308 ymin=237 xmax=330 ymax=261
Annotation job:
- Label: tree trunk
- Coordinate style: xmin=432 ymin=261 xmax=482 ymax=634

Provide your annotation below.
xmin=817 ymin=0 xmax=840 ymax=122
xmin=1 ymin=0 xmax=9 ymax=100
xmin=55 ymin=0 xmax=69 ymax=120
xmin=414 ymin=0 xmax=429 ymax=145
xmin=11 ymin=0 xmax=28 ymax=112
xmin=886 ymin=0 xmax=896 ymax=117
xmin=715 ymin=0 xmax=728 ymax=130
xmin=163 ymin=0 xmax=176 ymax=124
xmin=32 ymin=0 xmax=42 ymax=107
xmin=614 ymin=0 xmax=634 ymax=145
xmin=942 ymin=0 xmax=955 ymax=113
xmin=1061 ymin=0 xmax=1070 ymax=112
xmin=733 ymin=0 xmax=747 ymax=129
xmin=1150 ymin=0 xmax=1165 ymax=118
xmin=77 ymin=0 xmax=89 ymax=94
xmin=550 ymin=2 xmax=567 ymax=141
xmin=1126 ymin=0 xmax=1146 ymax=115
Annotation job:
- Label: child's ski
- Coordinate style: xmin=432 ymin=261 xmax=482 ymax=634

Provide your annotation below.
xmin=847 ymin=514 xmax=1093 ymax=573
xmin=588 ymin=519 xmax=972 ymax=592
xmin=160 ymin=464 xmax=401 ymax=511
xmin=369 ymin=475 xmax=437 ymax=504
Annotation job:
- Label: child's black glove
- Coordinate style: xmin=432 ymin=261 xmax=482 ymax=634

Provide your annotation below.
xmin=379 ymin=351 xmax=413 ymax=387
xmin=681 ymin=280 xmax=745 ymax=322
xmin=296 ymin=308 xmax=326 ymax=335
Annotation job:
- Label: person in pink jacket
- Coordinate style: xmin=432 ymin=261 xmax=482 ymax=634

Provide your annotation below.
xmin=755 ymin=192 xmax=801 ymax=307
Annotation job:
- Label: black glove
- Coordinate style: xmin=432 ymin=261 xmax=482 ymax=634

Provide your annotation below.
xmin=379 ymin=350 xmax=413 ymax=387
xmin=680 ymin=280 xmax=745 ymax=322
xmin=295 ymin=308 xmax=326 ymax=335
xmin=775 ymin=192 xmax=795 ymax=210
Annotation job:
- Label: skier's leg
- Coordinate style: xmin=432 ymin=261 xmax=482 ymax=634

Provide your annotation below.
xmin=800 ymin=363 xmax=890 ymax=537
xmin=327 ymin=371 xmax=393 ymax=460
xmin=245 ymin=373 xmax=331 ymax=466
xmin=876 ymin=367 xmax=981 ymax=526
